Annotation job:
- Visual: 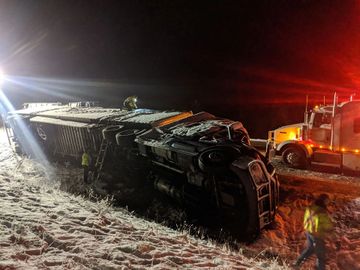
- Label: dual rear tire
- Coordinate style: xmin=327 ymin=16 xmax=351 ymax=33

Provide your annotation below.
xmin=102 ymin=125 xmax=124 ymax=143
xmin=116 ymin=129 xmax=144 ymax=147
xmin=102 ymin=125 xmax=145 ymax=147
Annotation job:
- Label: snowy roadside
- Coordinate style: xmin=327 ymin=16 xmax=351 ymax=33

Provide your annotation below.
xmin=1 ymin=128 xmax=359 ymax=270
xmin=250 ymin=158 xmax=360 ymax=270
xmin=0 ymin=130 xmax=289 ymax=269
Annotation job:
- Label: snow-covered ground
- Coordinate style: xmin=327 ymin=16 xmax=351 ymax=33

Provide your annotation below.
xmin=250 ymin=157 xmax=360 ymax=270
xmin=0 ymin=128 xmax=359 ymax=269
xmin=250 ymin=166 xmax=360 ymax=270
xmin=0 ymin=129 xmax=288 ymax=269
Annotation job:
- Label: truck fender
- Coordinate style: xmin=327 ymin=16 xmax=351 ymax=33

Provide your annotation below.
xmin=276 ymin=140 xmax=312 ymax=158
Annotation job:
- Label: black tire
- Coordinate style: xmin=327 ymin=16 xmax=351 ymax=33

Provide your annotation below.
xmin=282 ymin=146 xmax=307 ymax=169
xmin=115 ymin=129 xmax=144 ymax=147
xmin=102 ymin=125 xmax=124 ymax=142
xmin=226 ymin=165 xmax=260 ymax=241
xmin=198 ymin=146 xmax=238 ymax=172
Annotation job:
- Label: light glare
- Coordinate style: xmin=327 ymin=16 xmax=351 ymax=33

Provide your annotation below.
xmin=0 ymin=70 xmax=5 ymax=86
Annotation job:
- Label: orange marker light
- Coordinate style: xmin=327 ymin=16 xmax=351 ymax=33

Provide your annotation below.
xmin=355 ymin=149 xmax=359 ymax=153
xmin=341 ymin=148 xmax=346 ymax=152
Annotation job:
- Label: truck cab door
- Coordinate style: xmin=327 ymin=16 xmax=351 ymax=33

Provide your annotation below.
xmin=309 ymin=112 xmax=332 ymax=145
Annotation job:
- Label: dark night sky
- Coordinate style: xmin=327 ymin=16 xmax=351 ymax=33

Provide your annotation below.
xmin=1 ymin=0 xmax=360 ymax=137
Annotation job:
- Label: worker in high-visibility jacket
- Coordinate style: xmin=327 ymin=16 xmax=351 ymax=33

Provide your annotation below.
xmin=123 ymin=95 xmax=138 ymax=110
xmin=82 ymin=149 xmax=91 ymax=183
xmin=293 ymin=193 xmax=333 ymax=270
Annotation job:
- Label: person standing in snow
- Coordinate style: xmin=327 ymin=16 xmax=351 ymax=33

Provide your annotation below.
xmin=82 ymin=149 xmax=91 ymax=183
xmin=293 ymin=193 xmax=333 ymax=270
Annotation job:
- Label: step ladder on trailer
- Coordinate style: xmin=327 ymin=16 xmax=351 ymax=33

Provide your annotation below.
xmin=1 ymin=116 xmax=15 ymax=147
xmin=93 ymin=138 xmax=109 ymax=182
xmin=4 ymin=122 xmax=13 ymax=145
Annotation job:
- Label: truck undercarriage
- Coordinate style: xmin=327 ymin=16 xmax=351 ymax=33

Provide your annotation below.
xmin=6 ymin=103 xmax=279 ymax=239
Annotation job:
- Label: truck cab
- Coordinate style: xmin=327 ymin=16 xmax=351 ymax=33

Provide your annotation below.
xmin=307 ymin=106 xmax=332 ymax=146
xmin=267 ymin=98 xmax=360 ymax=173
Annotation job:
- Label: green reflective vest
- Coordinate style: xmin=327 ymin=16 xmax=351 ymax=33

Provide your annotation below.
xmin=303 ymin=205 xmax=332 ymax=238
xmin=82 ymin=153 xmax=90 ymax=167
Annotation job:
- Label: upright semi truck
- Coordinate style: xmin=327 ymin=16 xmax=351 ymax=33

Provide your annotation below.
xmin=267 ymin=94 xmax=360 ymax=173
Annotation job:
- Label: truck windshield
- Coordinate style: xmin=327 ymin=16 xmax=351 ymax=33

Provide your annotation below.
xmin=313 ymin=112 xmax=332 ymax=128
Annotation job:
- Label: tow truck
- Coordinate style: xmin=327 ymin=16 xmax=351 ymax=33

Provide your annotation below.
xmin=267 ymin=93 xmax=360 ymax=173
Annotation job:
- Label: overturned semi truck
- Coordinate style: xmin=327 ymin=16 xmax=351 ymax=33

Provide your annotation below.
xmin=6 ymin=102 xmax=279 ymax=239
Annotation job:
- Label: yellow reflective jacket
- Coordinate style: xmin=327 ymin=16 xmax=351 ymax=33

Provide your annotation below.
xmin=82 ymin=152 xmax=90 ymax=167
xmin=303 ymin=205 xmax=332 ymax=238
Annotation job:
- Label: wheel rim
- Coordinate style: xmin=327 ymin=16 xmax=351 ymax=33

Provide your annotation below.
xmin=208 ymin=151 xmax=224 ymax=163
xmin=287 ymin=152 xmax=300 ymax=166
